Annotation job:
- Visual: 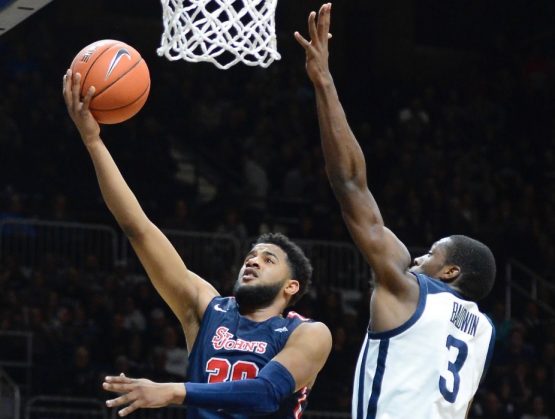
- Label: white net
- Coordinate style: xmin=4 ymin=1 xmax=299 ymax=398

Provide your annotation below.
xmin=157 ymin=0 xmax=281 ymax=70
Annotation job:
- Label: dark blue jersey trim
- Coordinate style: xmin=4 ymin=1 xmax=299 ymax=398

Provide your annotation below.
xmin=367 ymin=339 xmax=389 ymax=419
xmin=423 ymin=274 xmax=466 ymax=299
xmin=367 ymin=273 xmax=427 ymax=340
xmin=356 ymin=339 xmax=370 ymax=419
xmin=480 ymin=314 xmax=496 ymax=384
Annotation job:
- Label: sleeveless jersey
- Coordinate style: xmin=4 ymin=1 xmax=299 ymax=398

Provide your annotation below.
xmin=186 ymin=296 xmax=311 ymax=419
xmin=352 ymin=273 xmax=495 ymax=419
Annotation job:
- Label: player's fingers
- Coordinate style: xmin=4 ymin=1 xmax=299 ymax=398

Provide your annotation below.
xmin=308 ymin=11 xmax=318 ymax=43
xmin=118 ymin=399 xmax=142 ymax=417
xmin=62 ymin=74 xmax=69 ymax=103
xmin=324 ymin=3 xmax=332 ymax=38
xmin=317 ymin=3 xmax=330 ymax=41
xmin=62 ymin=71 xmax=67 ymax=94
xmin=103 ymin=381 xmax=134 ymax=394
xmin=106 ymin=392 xmax=132 ymax=408
xmin=63 ymin=70 xmax=73 ymax=108
xmin=81 ymin=86 xmax=95 ymax=112
xmin=294 ymin=31 xmax=311 ymax=49
xmin=71 ymin=72 xmax=82 ymax=111
xmin=105 ymin=375 xmax=133 ymax=384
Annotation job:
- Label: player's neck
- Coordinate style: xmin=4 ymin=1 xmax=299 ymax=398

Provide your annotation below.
xmin=239 ymin=303 xmax=284 ymax=322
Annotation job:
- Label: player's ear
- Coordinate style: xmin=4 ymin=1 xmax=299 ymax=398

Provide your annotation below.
xmin=440 ymin=265 xmax=460 ymax=282
xmin=284 ymin=279 xmax=300 ymax=297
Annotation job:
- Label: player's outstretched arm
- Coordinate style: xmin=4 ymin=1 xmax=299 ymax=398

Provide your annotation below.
xmin=62 ymin=70 xmax=218 ymax=346
xmin=102 ymin=322 xmax=332 ymax=417
xmin=295 ymin=4 xmax=412 ymax=289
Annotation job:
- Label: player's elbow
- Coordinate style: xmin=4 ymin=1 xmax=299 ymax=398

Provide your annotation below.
xmin=325 ymin=159 xmax=366 ymax=187
xmin=343 ymin=212 xmax=387 ymax=244
xmin=248 ymin=377 xmax=284 ymax=414
xmin=328 ymin=176 xmax=365 ymax=200
xmin=248 ymin=361 xmax=296 ymax=414
xmin=120 ymin=223 xmax=142 ymax=240
xmin=119 ymin=221 xmax=136 ymax=238
xmin=118 ymin=217 xmax=152 ymax=240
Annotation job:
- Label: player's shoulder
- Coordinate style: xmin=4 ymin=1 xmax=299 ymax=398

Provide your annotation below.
xmin=288 ymin=320 xmax=332 ymax=347
xmin=287 ymin=314 xmax=330 ymax=335
xmin=208 ymin=295 xmax=238 ymax=312
xmin=279 ymin=311 xmax=331 ymax=340
xmin=300 ymin=320 xmax=331 ymax=334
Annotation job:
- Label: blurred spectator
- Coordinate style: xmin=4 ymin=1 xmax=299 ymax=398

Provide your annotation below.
xmin=520 ymin=395 xmax=551 ymax=419
xmin=121 ymin=297 xmax=146 ymax=332
xmin=216 ymin=207 xmax=248 ymax=241
xmin=163 ymin=198 xmax=197 ymax=231
xmin=161 ymin=325 xmax=188 ymax=379
xmin=48 ymin=193 xmax=71 ymax=221
xmin=474 ymin=390 xmax=514 ymax=419
xmin=489 ymin=302 xmax=513 ymax=343
xmin=63 ymin=345 xmax=98 ymax=397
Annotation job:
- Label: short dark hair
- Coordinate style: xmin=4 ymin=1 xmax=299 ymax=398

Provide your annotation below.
xmin=254 ymin=233 xmax=313 ymax=306
xmin=444 ymin=235 xmax=496 ymax=301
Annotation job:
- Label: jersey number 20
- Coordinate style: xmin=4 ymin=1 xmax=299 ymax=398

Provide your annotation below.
xmin=439 ymin=335 xmax=468 ymax=403
xmin=206 ymin=357 xmax=259 ymax=383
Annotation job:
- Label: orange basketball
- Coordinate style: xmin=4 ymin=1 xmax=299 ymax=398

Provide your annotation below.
xmin=70 ymin=40 xmax=150 ymax=124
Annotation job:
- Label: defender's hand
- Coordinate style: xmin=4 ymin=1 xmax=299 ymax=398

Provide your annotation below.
xmin=103 ymin=373 xmax=185 ymax=417
xmin=62 ymin=69 xmax=101 ymax=146
xmin=294 ymin=3 xmax=333 ymax=87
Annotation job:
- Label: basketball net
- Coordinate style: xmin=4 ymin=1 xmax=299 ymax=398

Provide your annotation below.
xmin=157 ymin=0 xmax=281 ymax=70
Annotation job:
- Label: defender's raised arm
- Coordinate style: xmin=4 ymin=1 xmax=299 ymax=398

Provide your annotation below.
xmin=295 ymin=4 xmax=413 ymax=290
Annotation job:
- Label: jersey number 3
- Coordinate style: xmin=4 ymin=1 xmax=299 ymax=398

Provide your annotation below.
xmin=206 ymin=357 xmax=259 ymax=383
xmin=439 ymin=335 xmax=468 ymax=403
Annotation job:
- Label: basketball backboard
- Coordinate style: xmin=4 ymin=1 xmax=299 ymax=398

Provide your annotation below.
xmin=0 ymin=0 xmax=54 ymax=36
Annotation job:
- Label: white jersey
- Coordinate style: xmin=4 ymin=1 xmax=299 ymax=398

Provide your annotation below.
xmin=352 ymin=273 xmax=495 ymax=419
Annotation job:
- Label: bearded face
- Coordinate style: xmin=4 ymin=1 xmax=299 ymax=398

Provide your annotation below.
xmin=234 ymin=243 xmax=294 ymax=311
xmin=233 ymin=278 xmax=285 ymax=311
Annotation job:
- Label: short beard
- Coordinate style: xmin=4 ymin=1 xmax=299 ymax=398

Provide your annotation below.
xmin=233 ymin=280 xmax=284 ymax=312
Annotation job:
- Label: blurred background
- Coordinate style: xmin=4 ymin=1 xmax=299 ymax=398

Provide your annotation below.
xmin=0 ymin=0 xmax=554 ymax=418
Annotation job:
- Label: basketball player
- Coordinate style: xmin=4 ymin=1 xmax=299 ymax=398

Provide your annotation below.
xmin=62 ymin=69 xmax=332 ymax=418
xmin=295 ymin=4 xmax=496 ymax=418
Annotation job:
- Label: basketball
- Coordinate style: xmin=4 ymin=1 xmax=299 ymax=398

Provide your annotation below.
xmin=70 ymin=40 xmax=150 ymax=124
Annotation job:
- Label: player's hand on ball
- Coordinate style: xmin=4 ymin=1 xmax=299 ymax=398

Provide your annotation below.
xmin=62 ymin=69 xmax=100 ymax=146
xmin=103 ymin=373 xmax=185 ymax=417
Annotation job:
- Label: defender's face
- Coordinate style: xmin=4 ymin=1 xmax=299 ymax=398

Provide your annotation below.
xmin=233 ymin=243 xmax=292 ymax=309
xmin=410 ymin=238 xmax=450 ymax=278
